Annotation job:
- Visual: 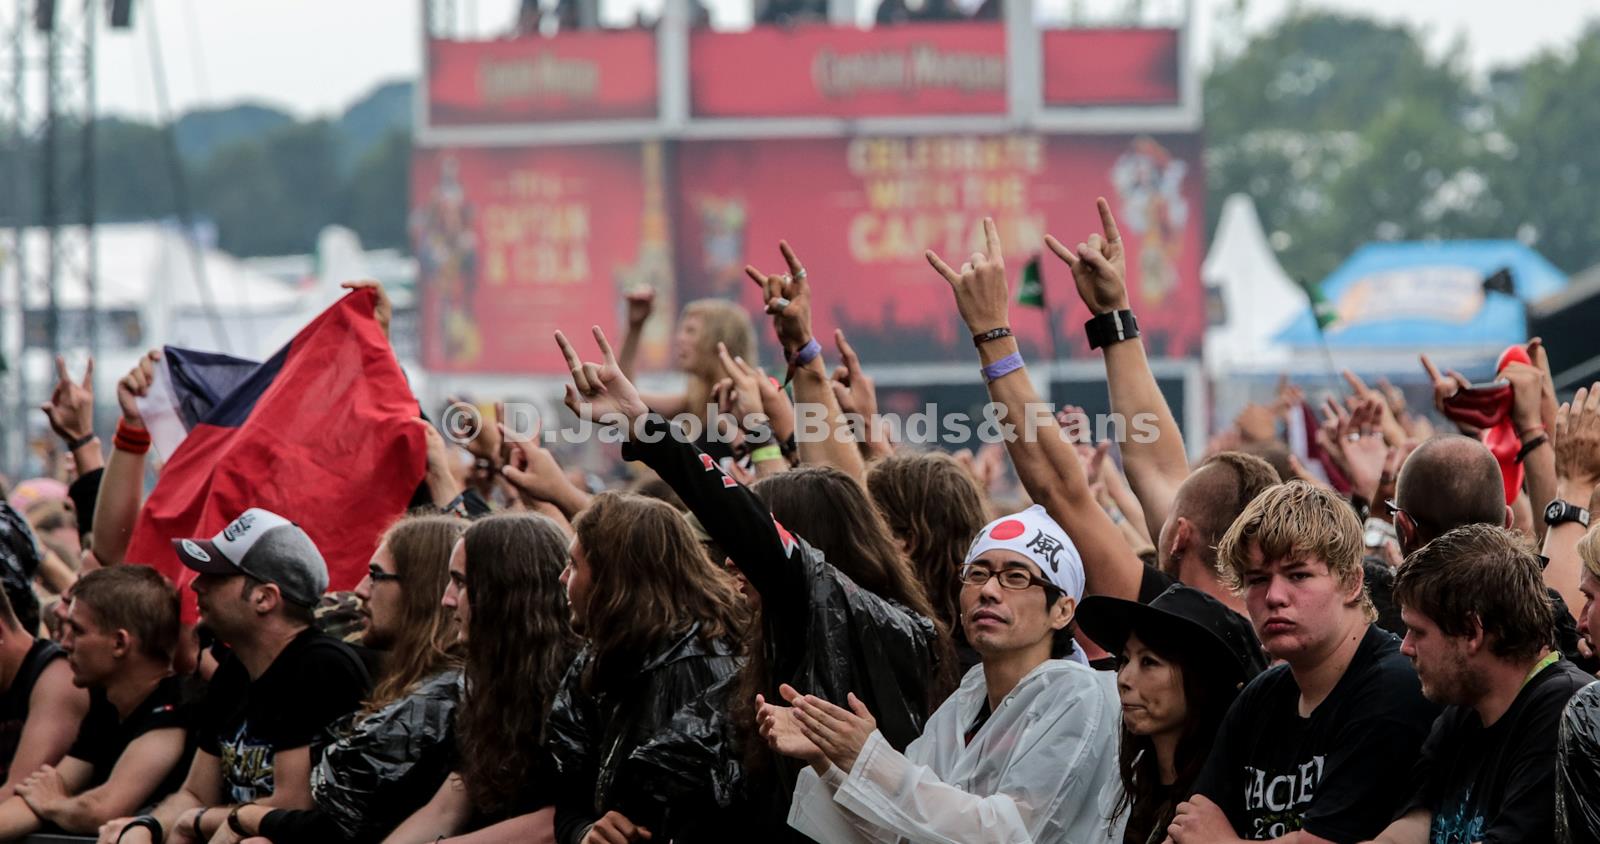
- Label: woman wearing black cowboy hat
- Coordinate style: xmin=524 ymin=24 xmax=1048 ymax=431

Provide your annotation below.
xmin=1078 ymin=583 xmax=1268 ymax=844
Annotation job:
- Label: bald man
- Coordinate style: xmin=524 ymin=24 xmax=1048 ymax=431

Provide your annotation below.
xmin=1392 ymin=435 xmax=1588 ymax=666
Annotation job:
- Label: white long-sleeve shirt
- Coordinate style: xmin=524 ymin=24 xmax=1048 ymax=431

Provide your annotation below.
xmin=788 ymin=658 xmax=1121 ymax=844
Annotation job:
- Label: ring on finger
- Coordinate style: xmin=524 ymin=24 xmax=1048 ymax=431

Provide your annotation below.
xmin=794 ymin=268 xmax=807 ymax=281
xmin=1347 ymin=432 xmax=1361 ymax=442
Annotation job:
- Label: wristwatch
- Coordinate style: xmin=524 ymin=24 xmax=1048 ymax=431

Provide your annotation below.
xmin=1084 ymin=309 xmax=1140 ymax=350
xmin=1544 ymin=499 xmax=1590 ymax=529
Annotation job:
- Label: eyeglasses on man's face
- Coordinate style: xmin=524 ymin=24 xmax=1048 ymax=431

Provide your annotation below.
xmin=367 ymin=563 xmax=401 ymax=583
xmin=957 ymin=563 xmax=1054 ymax=593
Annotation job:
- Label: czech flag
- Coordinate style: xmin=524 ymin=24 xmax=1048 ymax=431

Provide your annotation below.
xmin=124 ymin=289 xmax=427 ymax=622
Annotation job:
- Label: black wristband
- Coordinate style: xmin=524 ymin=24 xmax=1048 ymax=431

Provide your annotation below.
xmin=65 ymin=432 xmax=97 ymax=451
xmin=117 ymin=816 xmax=163 ymax=844
xmin=1084 ymin=309 xmax=1140 ymax=350
xmin=228 ymin=803 xmax=254 ymax=836
xmin=1516 ymin=434 xmax=1548 ymax=464
xmin=972 ymin=326 xmax=1014 ymax=347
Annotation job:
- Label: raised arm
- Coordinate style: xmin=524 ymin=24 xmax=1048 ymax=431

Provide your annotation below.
xmin=1046 ymin=198 xmax=1188 ymax=541
xmin=617 ymin=286 xmax=654 ymax=383
xmin=831 ymin=330 xmax=895 ymax=461
xmin=713 ymin=343 xmax=791 ymax=479
xmin=92 ymin=350 xmax=161 ymax=566
xmin=40 ymin=355 xmax=103 ymax=476
xmin=1546 ymin=385 xmax=1600 ymax=622
xmin=926 ymin=217 xmax=1145 ymax=602
xmin=1512 ymin=340 xmax=1560 ymax=546
xmin=556 ymin=328 xmax=808 ymax=612
xmin=746 ymin=242 xmax=866 ymax=483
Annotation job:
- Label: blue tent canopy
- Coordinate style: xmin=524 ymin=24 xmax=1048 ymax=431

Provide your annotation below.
xmin=1274 ymin=241 xmax=1567 ymax=349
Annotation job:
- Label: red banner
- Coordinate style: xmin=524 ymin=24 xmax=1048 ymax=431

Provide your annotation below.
xmin=411 ymin=134 xmax=1204 ymax=372
xmin=672 ymin=134 xmax=1206 ymax=364
xmin=427 ymin=33 xmax=658 ymax=125
xmin=690 ymin=22 xmax=1006 ymax=118
xmin=1042 ymin=29 xmax=1181 ymax=106
xmin=412 ymin=144 xmax=675 ymax=373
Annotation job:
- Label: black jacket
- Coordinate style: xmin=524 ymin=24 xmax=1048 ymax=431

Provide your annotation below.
xmin=622 ymin=416 xmax=944 ymax=835
xmin=547 ymin=625 xmax=742 ymax=844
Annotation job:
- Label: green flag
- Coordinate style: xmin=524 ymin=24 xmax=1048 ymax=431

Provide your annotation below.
xmin=1018 ymin=255 xmax=1045 ymax=309
xmin=1307 ymin=282 xmax=1338 ymax=332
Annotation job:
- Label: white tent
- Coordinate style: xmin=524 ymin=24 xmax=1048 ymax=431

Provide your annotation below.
xmin=1200 ymin=194 xmax=1305 ymax=376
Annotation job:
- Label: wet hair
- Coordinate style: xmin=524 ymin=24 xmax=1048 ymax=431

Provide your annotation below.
xmin=1216 ymin=481 xmax=1376 ymax=622
xmin=866 ymin=451 xmax=987 ymax=636
xmin=1395 ymin=524 xmax=1554 ymax=661
xmin=730 ymin=468 xmax=959 ymax=773
xmin=456 ymin=514 xmax=580 ymax=814
xmin=365 ymin=515 xmax=464 ymax=713
xmin=571 ymin=492 xmax=747 ymax=695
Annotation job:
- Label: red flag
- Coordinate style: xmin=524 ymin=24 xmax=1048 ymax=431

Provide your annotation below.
xmin=125 ymin=290 xmax=427 ymax=622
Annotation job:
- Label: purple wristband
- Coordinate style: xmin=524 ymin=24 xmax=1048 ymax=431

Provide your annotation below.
xmin=981 ymin=352 xmax=1024 ymax=383
xmin=790 ymin=337 xmax=822 ymax=367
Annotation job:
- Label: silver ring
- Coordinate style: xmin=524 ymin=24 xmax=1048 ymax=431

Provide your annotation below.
xmin=794 ymin=268 xmax=807 ymax=281
xmin=1347 ymin=432 xmax=1361 ymax=442
xmin=767 ymin=297 xmax=791 ymax=314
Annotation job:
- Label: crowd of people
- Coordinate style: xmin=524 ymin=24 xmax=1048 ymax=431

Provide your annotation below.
xmin=0 ymin=195 xmax=1598 ymax=844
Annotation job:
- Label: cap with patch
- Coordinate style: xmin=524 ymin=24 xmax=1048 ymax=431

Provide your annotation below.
xmin=172 ymin=508 xmax=329 ymax=607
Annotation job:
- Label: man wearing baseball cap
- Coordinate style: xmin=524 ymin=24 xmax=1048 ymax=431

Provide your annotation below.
xmin=104 ymin=508 xmax=371 ymax=844
xmin=772 ymin=505 xmax=1121 ymax=844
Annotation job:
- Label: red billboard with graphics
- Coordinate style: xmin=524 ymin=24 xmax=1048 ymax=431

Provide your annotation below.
xmin=411 ymin=143 xmax=676 ymax=373
xmin=672 ymin=134 xmax=1205 ymax=365
xmin=1042 ymin=29 xmax=1182 ymax=106
xmin=411 ymin=135 xmax=1203 ymax=372
xmin=427 ymin=32 xmax=658 ymax=125
xmin=689 ymin=22 xmax=1007 ymax=118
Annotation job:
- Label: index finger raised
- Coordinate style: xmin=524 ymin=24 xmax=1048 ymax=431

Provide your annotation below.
xmin=925 ymin=249 xmax=960 ymax=285
xmin=1341 ymin=369 xmax=1370 ymax=395
xmin=554 ymin=330 xmax=583 ymax=371
xmin=834 ymin=329 xmax=861 ymax=371
xmin=1419 ymin=354 xmax=1442 ymax=383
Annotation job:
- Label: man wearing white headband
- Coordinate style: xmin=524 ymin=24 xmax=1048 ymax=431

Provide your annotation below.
xmin=763 ymin=505 xmax=1120 ymax=844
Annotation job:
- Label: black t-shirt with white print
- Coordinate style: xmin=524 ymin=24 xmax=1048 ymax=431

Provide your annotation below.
xmin=197 ymin=628 xmax=369 ymax=803
xmin=1402 ymin=656 xmax=1593 ymax=844
xmin=1192 ymin=624 xmax=1439 ymax=842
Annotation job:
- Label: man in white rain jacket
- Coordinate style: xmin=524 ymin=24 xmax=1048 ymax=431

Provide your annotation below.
xmin=760 ymin=505 xmax=1120 ymax=844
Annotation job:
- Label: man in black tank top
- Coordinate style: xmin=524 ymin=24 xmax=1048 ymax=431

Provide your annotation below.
xmin=100 ymin=508 xmax=369 ymax=844
xmin=0 ymin=567 xmax=190 ymax=838
xmin=0 ymin=582 xmax=90 ymax=800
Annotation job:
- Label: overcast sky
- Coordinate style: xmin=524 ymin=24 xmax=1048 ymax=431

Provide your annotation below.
xmin=83 ymin=0 xmax=1599 ymax=121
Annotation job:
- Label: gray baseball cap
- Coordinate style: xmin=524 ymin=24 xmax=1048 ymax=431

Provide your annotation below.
xmin=172 ymin=508 xmax=329 ymax=608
